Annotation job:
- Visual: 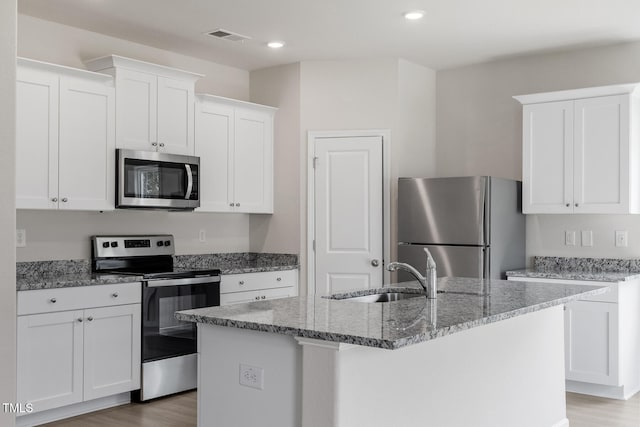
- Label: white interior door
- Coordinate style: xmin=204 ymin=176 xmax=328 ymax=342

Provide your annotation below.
xmin=313 ymin=136 xmax=383 ymax=295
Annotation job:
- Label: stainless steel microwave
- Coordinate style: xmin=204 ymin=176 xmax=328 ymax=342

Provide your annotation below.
xmin=116 ymin=149 xmax=200 ymax=210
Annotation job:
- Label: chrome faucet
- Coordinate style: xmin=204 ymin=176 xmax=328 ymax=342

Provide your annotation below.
xmin=387 ymin=248 xmax=437 ymax=299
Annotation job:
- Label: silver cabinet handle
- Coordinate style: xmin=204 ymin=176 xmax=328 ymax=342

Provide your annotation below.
xmin=277 ymin=277 xmax=282 ymax=281
xmin=159 ymin=143 xmax=165 ymax=147
xmin=261 ymin=295 xmax=266 ymax=299
xmin=77 ymin=318 xmax=83 ymax=323
xmin=51 ymin=197 xmax=58 ymax=202
xmin=151 ymin=142 xmax=158 ymax=147
xmin=61 ymin=198 xmax=68 ymax=202
xmin=239 ymin=280 xmax=245 ymax=285
xmin=50 ymin=298 xmax=57 ymax=303
xmin=87 ymin=316 xmax=94 ymax=322
xmin=371 ymin=259 xmax=380 ymax=267
xmin=111 ymin=292 xmax=119 ymax=298
xmin=235 ymin=203 xmax=240 ymax=207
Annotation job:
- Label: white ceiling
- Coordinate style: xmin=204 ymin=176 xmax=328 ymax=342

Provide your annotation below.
xmin=18 ymin=0 xmax=640 ymax=71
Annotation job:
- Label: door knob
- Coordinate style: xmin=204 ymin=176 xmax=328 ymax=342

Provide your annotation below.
xmin=371 ymin=259 xmax=380 ymax=267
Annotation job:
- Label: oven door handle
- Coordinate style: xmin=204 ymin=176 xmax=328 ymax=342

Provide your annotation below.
xmin=185 ymin=164 xmax=193 ymax=200
xmin=146 ymin=276 xmax=220 ymax=287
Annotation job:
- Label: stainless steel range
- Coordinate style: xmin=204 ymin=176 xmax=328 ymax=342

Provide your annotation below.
xmin=91 ymin=235 xmax=220 ymax=401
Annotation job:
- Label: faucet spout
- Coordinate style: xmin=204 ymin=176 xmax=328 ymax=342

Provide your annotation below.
xmin=387 ymin=248 xmax=437 ymax=299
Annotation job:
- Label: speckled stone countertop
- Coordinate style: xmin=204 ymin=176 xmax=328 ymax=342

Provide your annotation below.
xmin=176 ymin=277 xmax=607 ymax=350
xmin=507 ymin=256 xmax=640 ymax=282
xmin=16 ymin=260 xmax=143 ymax=291
xmin=17 ymin=253 xmax=298 ymax=291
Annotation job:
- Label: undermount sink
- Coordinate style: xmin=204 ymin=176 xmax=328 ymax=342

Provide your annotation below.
xmin=327 ymin=288 xmax=429 ymax=303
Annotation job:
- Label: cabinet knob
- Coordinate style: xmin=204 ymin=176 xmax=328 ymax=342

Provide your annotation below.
xmin=239 ymin=280 xmax=245 ymax=285
xmin=159 ymin=143 xmax=165 ymax=147
xmin=565 ymin=203 xmax=570 ymax=207
xmin=77 ymin=318 xmax=83 ymax=323
xmin=575 ymin=203 xmax=579 ymax=207
xmin=261 ymin=295 xmax=266 ymax=299
xmin=111 ymin=292 xmax=119 ymax=298
xmin=61 ymin=198 xmax=68 ymax=202
xmin=51 ymin=197 xmax=58 ymax=202
xmin=255 ymin=296 xmax=260 ymax=300
xmin=151 ymin=142 xmax=158 ymax=147
xmin=87 ymin=316 xmax=94 ymax=322
xmin=371 ymin=259 xmax=380 ymax=267
xmin=230 ymin=203 xmax=234 ymax=207
xmin=235 ymin=203 xmax=240 ymax=207
xmin=50 ymin=298 xmax=57 ymax=303
xmin=277 ymin=277 xmax=282 ymax=281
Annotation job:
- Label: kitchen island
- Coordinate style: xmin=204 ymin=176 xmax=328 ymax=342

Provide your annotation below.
xmin=176 ymin=277 xmax=608 ymax=427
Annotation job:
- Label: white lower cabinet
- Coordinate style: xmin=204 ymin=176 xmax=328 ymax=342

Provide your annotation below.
xmin=508 ymin=276 xmax=640 ymax=399
xmin=17 ymin=283 xmax=141 ymax=415
xmin=220 ymin=270 xmax=298 ymax=306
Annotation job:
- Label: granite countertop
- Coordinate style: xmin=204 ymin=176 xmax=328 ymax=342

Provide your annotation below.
xmin=17 ymin=253 xmax=299 ymax=291
xmin=176 ymin=277 xmax=608 ymax=350
xmin=506 ymin=256 xmax=640 ymax=282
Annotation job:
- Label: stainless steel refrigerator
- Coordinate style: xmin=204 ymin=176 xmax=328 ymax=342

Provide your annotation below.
xmin=397 ymin=176 xmax=525 ymax=280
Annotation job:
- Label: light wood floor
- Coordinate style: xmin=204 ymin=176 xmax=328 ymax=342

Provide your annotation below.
xmin=40 ymin=391 xmax=640 ymax=426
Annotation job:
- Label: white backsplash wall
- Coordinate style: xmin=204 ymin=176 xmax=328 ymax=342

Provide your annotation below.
xmin=437 ymin=40 xmax=640 ymax=261
xmin=16 ymin=210 xmax=250 ymax=262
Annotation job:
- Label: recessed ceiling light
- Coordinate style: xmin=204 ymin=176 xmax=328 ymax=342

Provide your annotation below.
xmin=404 ymin=10 xmax=425 ymax=20
xmin=267 ymin=41 xmax=285 ymax=49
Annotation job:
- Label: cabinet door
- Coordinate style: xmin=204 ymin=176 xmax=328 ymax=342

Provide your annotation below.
xmin=574 ymin=95 xmax=629 ymax=213
xmin=565 ymin=300 xmax=619 ymax=385
xmin=522 ymin=101 xmax=574 ymax=213
xmin=115 ymin=69 xmax=157 ymax=151
xmin=16 ymin=66 xmax=59 ymax=209
xmin=17 ymin=310 xmax=84 ymax=413
xmin=194 ymin=100 xmax=234 ymax=212
xmin=233 ymin=107 xmax=274 ymax=213
xmin=58 ymin=75 xmax=115 ymax=211
xmin=157 ymin=76 xmax=194 ymax=155
xmin=83 ymin=304 xmax=141 ymax=401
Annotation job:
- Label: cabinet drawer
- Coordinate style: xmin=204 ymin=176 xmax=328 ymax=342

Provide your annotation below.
xmin=18 ymin=282 xmax=141 ymax=316
xmin=220 ymin=270 xmax=297 ymax=294
xmin=220 ymin=286 xmax=297 ymax=306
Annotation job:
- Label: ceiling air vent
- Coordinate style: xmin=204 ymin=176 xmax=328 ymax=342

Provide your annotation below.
xmin=206 ymin=29 xmax=251 ymax=42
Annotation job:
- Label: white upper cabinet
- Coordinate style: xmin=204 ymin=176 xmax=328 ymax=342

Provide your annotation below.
xmin=195 ymin=95 xmax=276 ymax=213
xmin=85 ymin=55 xmax=202 ymax=156
xmin=515 ymin=83 xmax=640 ymax=214
xmin=16 ymin=58 xmax=115 ymax=211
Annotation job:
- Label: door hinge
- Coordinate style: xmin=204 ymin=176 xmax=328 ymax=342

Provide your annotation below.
xmin=313 ymin=157 xmax=318 ymax=169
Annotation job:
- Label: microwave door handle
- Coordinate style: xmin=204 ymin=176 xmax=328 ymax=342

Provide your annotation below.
xmin=185 ymin=164 xmax=193 ymax=199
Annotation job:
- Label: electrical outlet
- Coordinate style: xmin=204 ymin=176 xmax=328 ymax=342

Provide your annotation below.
xmin=239 ymin=364 xmax=264 ymax=390
xmin=615 ymin=230 xmax=628 ymax=247
xmin=199 ymin=230 xmax=206 ymax=243
xmin=565 ymin=231 xmax=576 ymax=246
xmin=16 ymin=229 xmax=26 ymax=248
xmin=581 ymin=230 xmax=593 ymax=247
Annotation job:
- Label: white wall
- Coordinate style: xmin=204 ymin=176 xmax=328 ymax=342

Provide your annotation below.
xmin=16 ymin=15 xmax=253 ymax=261
xmin=249 ymin=63 xmax=301 ymax=254
xmin=0 ymin=1 xmax=16 ymax=425
xmin=437 ymin=41 xmax=640 ymax=261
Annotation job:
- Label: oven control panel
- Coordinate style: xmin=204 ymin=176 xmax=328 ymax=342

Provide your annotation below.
xmin=92 ymin=235 xmax=174 ymax=258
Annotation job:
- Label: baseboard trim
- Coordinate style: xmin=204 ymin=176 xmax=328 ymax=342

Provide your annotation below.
xmin=16 ymin=393 xmax=130 ymax=427
xmin=566 ymin=380 xmax=639 ymax=400
xmin=551 ymin=418 xmax=570 ymax=427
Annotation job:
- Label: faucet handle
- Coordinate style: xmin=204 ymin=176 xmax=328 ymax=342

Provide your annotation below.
xmin=423 ymin=248 xmax=436 ymax=268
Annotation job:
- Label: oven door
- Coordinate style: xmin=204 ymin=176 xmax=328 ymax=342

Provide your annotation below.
xmin=117 ymin=149 xmax=200 ymax=209
xmin=141 ymin=276 xmax=220 ymax=363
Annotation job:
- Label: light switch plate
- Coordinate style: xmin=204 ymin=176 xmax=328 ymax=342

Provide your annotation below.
xmin=565 ymin=231 xmax=576 ymax=246
xmin=581 ymin=230 xmax=593 ymax=247
xmin=615 ymin=230 xmax=628 ymax=247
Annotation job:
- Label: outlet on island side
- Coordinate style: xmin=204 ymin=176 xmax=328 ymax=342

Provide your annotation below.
xmin=16 ymin=229 xmax=26 ymax=248
xmin=199 ymin=229 xmax=206 ymax=243
xmin=239 ymin=363 xmax=264 ymax=390
xmin=615 ymin=230 xmax=628 ymax=247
